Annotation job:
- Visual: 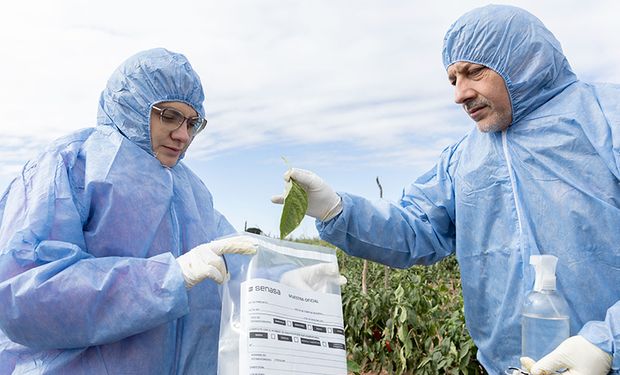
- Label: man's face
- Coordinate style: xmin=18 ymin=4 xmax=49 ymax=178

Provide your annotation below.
xmin=149 ymin=101 xmax=196 ymax=167
xmin=447 ymin=62 xmax=512 ymax=132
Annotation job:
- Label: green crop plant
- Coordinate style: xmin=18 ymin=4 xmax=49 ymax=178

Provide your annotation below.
xmin=295 ymin=238 xmax=485 ymax=375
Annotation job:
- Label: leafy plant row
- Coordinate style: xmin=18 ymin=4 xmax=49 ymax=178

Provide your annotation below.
xmin=297 ymin=238 xmax=486 ymax=374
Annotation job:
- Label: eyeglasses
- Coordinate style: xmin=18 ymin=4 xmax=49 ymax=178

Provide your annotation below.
xmin=152 ymin=105 xmax=207 ymax=137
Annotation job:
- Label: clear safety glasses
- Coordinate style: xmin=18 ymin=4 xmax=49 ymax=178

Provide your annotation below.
xmin=152 ymin=105 xmax=207 ymax=137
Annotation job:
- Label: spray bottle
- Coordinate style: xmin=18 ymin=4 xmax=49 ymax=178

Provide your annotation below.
xmin=521 ymin=255 xmax=570 ymax=361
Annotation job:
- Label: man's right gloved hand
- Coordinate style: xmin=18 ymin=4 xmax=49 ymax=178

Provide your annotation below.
xmin=520 ymin=335 xmax=612 ymax=375
xmin=271 ymin=168 xmax=343 ymax=222
xmin=279 ymin=263 xmax=347 ymax=293
xmin=176 ymin=235 xmax=257 ymax=288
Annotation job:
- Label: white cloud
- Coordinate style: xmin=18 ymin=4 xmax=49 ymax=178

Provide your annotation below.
xmin=1 ymin=0 xmax=619 ymax=235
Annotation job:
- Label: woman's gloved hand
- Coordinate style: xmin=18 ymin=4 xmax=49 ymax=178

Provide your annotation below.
xmin=271 ymin=168 xmax=342 ymax=222
xmin=520 ymin=335 xmax=612 ymax=375
xmin=176 ymin=235 xmax=257 ymax=288
xmin=279 ymin=263 xmax=347 ymax=293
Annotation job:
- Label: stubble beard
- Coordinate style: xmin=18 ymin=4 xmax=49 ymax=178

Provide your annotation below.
xmin=476 ymin=111 xmax=512 ymax=133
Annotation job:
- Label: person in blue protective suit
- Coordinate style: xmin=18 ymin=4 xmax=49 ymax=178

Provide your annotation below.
xmin=0 ymin=48 xmax=257 ymax=374
xmin=272 ymin=5 xmax=620 ymax=375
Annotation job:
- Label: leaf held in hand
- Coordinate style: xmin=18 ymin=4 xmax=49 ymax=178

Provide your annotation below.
xmin=279 ymin=179 xmax=308 ymax=239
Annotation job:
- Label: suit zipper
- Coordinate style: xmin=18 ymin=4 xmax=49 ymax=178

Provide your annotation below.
xmin=502 ymin=129 xmax=523 ymax=238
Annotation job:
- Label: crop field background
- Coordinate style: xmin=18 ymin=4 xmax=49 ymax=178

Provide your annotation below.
xmin=295 ymin=238 xmax=487 ymax=375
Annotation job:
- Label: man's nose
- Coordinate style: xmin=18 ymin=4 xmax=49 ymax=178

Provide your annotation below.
xmin=454 ymin=80 xmax=475 ymax=104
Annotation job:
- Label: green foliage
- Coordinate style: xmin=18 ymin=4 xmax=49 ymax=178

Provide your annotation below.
xmin=295 ymin=238 xmax=486 ymax=375
xmin=279 ymin=179 xmax=308 ymax=239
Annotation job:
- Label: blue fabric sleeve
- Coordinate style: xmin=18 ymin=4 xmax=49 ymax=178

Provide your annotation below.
xmin=214 ymin=209 xmax=236 ymax=237
xmin=317 ymin=145 xmax=458 ymax=267
xmin=0 ymin=152 xmax=189 ymax=350
xmin=577 ymin=83 xmax=620 ymax=371
xmin=579 ymin=300 xmax=620 ymax=371
xmin=582 ymin=83 xmax=620 ymax=181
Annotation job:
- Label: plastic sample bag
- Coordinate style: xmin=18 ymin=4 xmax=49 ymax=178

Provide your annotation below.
xmin=218 ymin=234 xmax=347 ymax=375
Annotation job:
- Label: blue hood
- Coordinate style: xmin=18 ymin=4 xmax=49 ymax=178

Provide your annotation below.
xmin=97 ymin=48 xmax=205 ymax=157
xmin=442 ymin=4 xmax=578 ymax=125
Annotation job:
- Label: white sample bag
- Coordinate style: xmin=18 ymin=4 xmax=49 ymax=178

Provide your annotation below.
xmin=218 ymin=234 xmax=347 ymax=375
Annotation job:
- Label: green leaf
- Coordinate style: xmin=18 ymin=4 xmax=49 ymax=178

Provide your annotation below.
xmin=346 ymin=359 xmax=361 ymax=373
xmin=394 ymin=284 xmax=404 ymax=300
xmin=417 ymin=357 xmax=432 ymax=369
xmin=398 ymin=306 xmax=408 ymax=324
xmin=279 ymin=179 xmax=308 ymax=239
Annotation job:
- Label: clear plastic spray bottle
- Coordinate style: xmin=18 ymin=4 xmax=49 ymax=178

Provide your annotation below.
xmin=521 ymin=255 xmax=570 ymax=361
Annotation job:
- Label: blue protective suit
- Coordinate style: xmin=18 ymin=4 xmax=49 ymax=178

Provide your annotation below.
xmin=318 ymin=5 xmax=620 ymax=373
xmin=0 ymin=49 xmax=238 ymax=374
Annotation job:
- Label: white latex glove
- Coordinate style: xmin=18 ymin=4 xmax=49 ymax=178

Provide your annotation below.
xmin=279 ymin=263 xmax=347 ymax=293
xmin=177 ymin=235 xmax=257 ymax=288
xmin=520 ymin=335 xmax=612 ymax=375
xmin=271 ymin=168 xmax=342 ymax=222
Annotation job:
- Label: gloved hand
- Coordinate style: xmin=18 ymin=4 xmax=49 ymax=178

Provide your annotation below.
xmin=271 ymin=168 xmax=342 ymax=222
xmin=177 ymin=235 xmax=257 ymax=288
xmin=520 ymin=335 xmax=612 ymax=375
xmin=279 ymin=263 xmax=347 ymax=293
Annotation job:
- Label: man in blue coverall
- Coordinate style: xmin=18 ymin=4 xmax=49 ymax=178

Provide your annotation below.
xmin=273 ymin=5 xmax=619 ymax=374
xmin=0 ymin=48 xmax=257 ymax=373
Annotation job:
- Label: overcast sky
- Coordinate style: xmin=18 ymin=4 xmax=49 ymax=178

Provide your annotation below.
xmin=1 ymin=0 xmax=619 ymax=238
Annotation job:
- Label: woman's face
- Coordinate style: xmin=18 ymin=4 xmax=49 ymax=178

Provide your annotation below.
xmin=149 ymin=101 xmax=197 ymax=167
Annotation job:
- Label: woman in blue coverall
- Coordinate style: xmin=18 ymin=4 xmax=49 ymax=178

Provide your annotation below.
xmin=273 ymin=5 xmax=620 ymax=375
xmin=0 ymin=48 xmax=256 ymax=374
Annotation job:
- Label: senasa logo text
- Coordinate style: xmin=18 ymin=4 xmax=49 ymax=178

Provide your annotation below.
xmin=249 ymin=285 xmax=281 ymax=295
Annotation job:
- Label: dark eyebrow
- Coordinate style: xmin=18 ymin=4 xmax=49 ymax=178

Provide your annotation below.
xmin=448 ymin=63 xmax=471 ymax=75
xmin=447 ymin=63 xmax=470 ymax=83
